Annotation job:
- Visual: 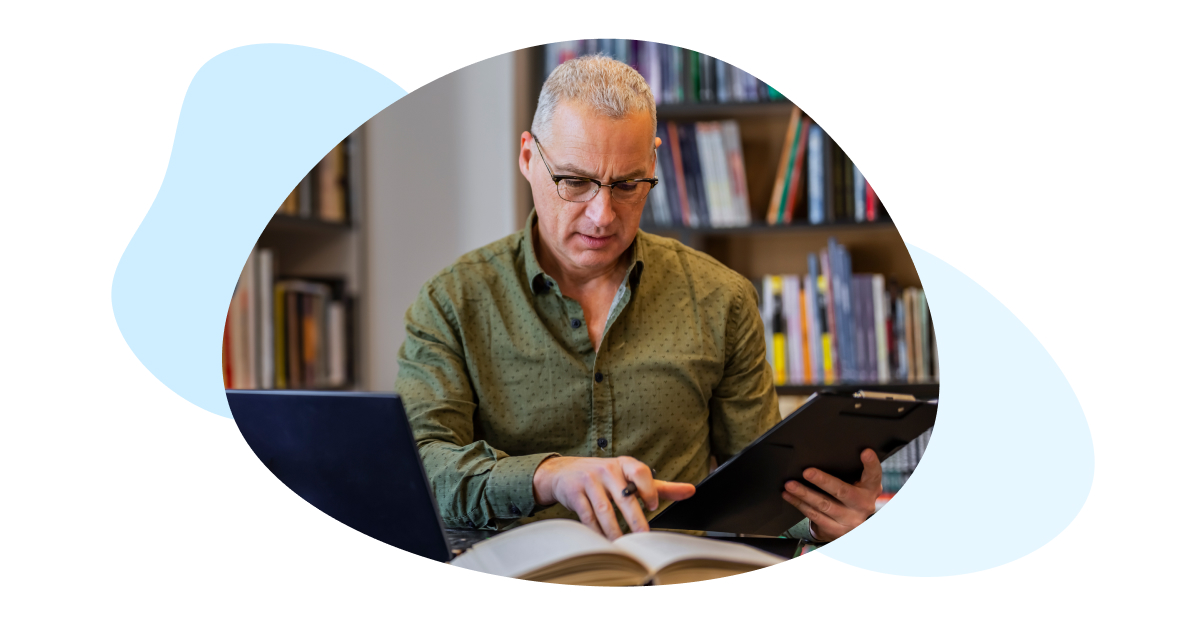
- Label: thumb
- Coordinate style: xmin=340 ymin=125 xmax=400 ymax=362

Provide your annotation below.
xmin=858 ymin=448 xmax=882 ymax=488
xmin=654 ymin=480 xmax=696 ymax=501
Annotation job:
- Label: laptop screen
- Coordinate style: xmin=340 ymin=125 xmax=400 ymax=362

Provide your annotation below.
xmin=227 ymin=390 xmax=452 ymax=562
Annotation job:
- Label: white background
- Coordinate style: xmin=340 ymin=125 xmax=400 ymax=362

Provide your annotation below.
xmin=2 ymin=1 xmax=1197 ymax=626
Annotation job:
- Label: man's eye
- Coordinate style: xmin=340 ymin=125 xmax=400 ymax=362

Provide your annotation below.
xmin=613 ymin=181 xmax=640 ymax=192
xmin=561 ymin=179 xmax=593 ymax=192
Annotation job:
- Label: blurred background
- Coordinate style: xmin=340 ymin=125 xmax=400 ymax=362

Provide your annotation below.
xmin=224 ymin=41 xmax=936 ymax=495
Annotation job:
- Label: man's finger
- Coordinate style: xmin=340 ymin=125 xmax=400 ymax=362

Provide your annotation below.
xmin=858 ymin=449 xmax=883 ymax=490
xmin=654 ymin=480 xmax=696 ymax=502
xmin=566 ymin=494 xmax=602 ymax=538
xmin=785 ymin=494 xmax=842 ymax=541
xmin=803 ymin=467 xmax=852 ymax=503
xmin=583 ymin=479 xmax=623 ymax=540
xmin=784 ymin=481 xmax=848 ymax=522
xmin=608 ymin=481 xmax=651 ymax=534
xmin=618 ymin=457 xmax=658 ymax=511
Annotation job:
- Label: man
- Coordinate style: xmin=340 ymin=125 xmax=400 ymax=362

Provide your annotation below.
xmin=397 ymin=55 xmax=880 ymax=543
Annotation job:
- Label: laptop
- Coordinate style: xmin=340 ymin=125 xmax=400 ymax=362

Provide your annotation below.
xmin=226 ymin=390 xmax=453 ymax=562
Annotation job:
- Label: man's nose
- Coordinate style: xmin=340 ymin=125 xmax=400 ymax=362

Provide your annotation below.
xmin=584 ymin=187 xmax=616 ymax=229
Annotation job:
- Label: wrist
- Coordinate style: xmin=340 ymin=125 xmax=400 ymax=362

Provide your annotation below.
xmin=532 ymin=454 xmax=564 ymax=505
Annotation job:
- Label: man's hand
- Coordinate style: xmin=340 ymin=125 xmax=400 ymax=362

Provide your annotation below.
xmin=781 ymin=448 xmax=882 ymax=542
xmin=533 ymin=456 xmax=696 ymax=540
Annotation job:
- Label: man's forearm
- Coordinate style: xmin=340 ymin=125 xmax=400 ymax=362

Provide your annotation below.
xmin=419 ymin=441 xmax=558 ymax=528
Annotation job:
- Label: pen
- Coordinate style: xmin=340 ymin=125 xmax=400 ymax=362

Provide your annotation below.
xmin=622 ymin=468 xmax=656 ymax=497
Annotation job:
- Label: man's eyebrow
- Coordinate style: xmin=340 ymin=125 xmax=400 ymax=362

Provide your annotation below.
xmin=554 ymin=162 xmax=649 ymax=180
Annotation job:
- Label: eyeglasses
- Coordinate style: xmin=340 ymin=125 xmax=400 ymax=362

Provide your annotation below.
xmin=532 ymin=133 xmax=659 ymax=204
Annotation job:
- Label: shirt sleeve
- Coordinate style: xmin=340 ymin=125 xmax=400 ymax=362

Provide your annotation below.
xmin=709 ymin=277 xmax=817 ymax=538
xmin=396 ymin=281 xmax=558 ymax=529
xmin=708 ymin=276 xmax=780 ymax=462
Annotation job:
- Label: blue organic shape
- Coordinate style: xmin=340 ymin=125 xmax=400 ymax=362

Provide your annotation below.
xmin=821 ymin=247 xmax=1094 ymax=576
xmin=111 ymin=44 xmax=404 ymax=417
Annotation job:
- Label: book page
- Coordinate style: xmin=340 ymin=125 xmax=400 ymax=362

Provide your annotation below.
xmin=450 ymin=519 xmax=633 ymax=579
xmin=612 ymin=532 xmax=784 ymax=575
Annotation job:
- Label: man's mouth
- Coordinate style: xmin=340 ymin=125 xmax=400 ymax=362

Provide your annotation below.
xmin=577 ymin=233 xmax=614 ymax=248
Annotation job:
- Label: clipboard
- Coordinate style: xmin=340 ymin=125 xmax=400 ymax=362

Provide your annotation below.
xmin=648 ymin=391 xmax=937 ymax=536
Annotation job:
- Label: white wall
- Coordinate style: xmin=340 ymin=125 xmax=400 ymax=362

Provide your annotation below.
xmin=362 ymin=53 xmax=520 ymax=392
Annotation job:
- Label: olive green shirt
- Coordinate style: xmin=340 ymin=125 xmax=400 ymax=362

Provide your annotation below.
xmin=397 ymin=211 xmax=812 ymax=539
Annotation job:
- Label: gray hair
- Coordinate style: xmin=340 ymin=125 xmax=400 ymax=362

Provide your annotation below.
xmin=531 ymin=54 xmax=657 ymax=145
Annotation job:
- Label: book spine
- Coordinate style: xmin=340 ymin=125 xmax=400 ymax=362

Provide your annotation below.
xmin=805 ymin=253 xmax=823 ymax=384
xmin=819 ymin=249 xmax=838 ymax=381
xmin=767 ymin=108 xmax=801 ymax=225
xmin=872 ymin=274 xmax=889 ymax=383
xmin=720 ymin=120 xmax=751 ymax=226
xmin=784 ymin=275 xmax=803 ymax=384
xmin=853 ymin=165 xmax=866 ymax=223
xmin=761 ymin=276 xmax=774 ymax=373
xmin=274 ymin=284 xmax=287 ymax=389
xmin=798 ymin=276 xmax=812 ymax=384
xmin=286 ymin=291 xmax=301 ymax=389
xmin=655 ymin=122 xmax=681 ymax=225
xmin=694 ymin=122 xmax=724 ymax=227
xmin=866 ymin=180 xmax=877 ymax=222
xmin=807 ymin=125 xmax=825 ymax=224
xmin=677 ymin=123 xmax=709 ymax=227
xmin=770 ymin=276 xmax=787 ymax=385
xmin=666 ymin=122 xmax=690 ymax=226
xmin=257 ymin=249 xmax=274 ymax=389
xmin=782 ymin=117 xmax=811 ymax=224
xmin=817 ymin=274 xmax=834 ymax=383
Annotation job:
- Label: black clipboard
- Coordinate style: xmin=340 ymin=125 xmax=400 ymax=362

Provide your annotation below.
xmin=648 ymin=391 xmax=937 ymax=536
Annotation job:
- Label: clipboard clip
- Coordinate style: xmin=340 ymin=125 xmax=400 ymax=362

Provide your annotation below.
xmin=853 ymin=390 xmax=917 ymax=402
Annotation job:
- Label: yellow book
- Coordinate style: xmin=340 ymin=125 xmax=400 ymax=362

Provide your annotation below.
xmin=770 ymin=275 xmax=787 ymax=385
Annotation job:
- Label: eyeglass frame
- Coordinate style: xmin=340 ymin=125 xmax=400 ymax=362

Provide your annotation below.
xmin=531 ymin=133 xmax=659 ymax=204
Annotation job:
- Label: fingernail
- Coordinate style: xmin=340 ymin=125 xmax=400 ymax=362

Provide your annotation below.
xmin=804 ymin=470 xmax=816 ymax=480
xmin=785 ymin=481 xmax=799 ymax=492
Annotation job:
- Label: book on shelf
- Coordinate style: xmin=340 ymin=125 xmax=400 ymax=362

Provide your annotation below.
xmin=642 ymin=119 xmax=753 ymax=229
xmin=880 ymin=427 xmax=933 ymax=494
xmin=759 ymin=237 xmax=937 ymax=386
xmin=275 ymin=140 xmax=348 ymax=224
xmin=450 ymin=519 xmax=783 ymax=586
xmin=222 ymin=247 xmax=354 ymax=391
xmin=543 ymin=40 xmax=783 ymax=105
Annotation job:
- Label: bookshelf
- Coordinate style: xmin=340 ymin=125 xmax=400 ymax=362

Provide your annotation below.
xmin=226 ymin=129 xmax=365 ymax=391
xmin=531 ymin=41 xmax=938 ymax=399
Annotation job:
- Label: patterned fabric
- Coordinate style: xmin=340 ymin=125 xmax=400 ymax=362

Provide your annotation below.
xmin=397 ymin=210 xmax=808 ymax=539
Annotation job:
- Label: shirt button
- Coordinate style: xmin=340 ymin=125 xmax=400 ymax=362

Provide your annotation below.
xmin=570 ymin=318 xmax=581 ymax=329
xmin=597 ymin=438 xmax=608 ymax=449
xmin=546 ymin=280 xmax=554 ymax=288
xmin=510 ymin=505 xmax=520 ymax=516
xmin=595 ymin=372 xmax=604 ymax=383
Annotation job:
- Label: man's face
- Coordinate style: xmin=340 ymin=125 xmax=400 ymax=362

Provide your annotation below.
xmin=520 ymin=101 xmax=656 ymax=276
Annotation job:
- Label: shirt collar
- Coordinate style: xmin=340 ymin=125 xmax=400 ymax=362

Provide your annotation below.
xmin=522 ymin=209 xmax=646 ymax=295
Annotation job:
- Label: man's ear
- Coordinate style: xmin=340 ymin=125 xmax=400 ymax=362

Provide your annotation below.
xmin=518 ymin=131 xmax=535 ymax=184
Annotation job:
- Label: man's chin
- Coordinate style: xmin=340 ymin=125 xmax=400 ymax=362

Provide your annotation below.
xmin=568 ymin=249 xmax=622 ymax=271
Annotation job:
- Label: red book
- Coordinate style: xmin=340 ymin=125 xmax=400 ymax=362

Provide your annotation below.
xmin=865 ymin=181 xmax=877 ymax=222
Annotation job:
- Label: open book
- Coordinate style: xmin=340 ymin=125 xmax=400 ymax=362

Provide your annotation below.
xmin=450 ymin=519 xmax=785 ymax=586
